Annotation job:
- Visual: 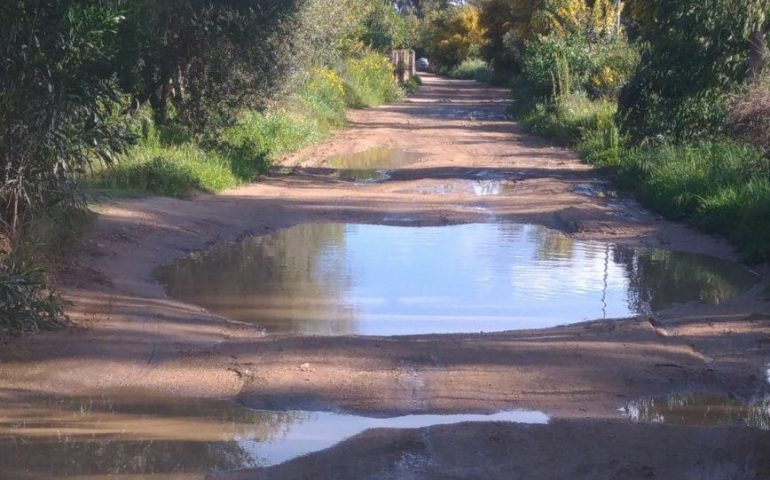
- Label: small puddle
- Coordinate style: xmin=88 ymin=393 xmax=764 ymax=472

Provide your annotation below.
xmin=401 ymin=179 xmax=516 ymax=196
xmin=157 ymin=223 xmax=758 ymax=336
xmin=325 ymin=148 xmax=425 ymax=182
xmin=0 ymin=395 xmax=547 ymax=478
xmin=573 ymin=182 xmax=618 ymax=199
xmin=624 ymin=392 xmax=770 ymax=430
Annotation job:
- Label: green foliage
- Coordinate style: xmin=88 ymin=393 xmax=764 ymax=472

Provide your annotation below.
xmin=344 ymin=51 xmax=404 ymax=107
xmin=0 ymin=261 xmax=67 ymax=335
xmin=516 ymin=88 xmax=770 ymax=261
xmin=361 ymin=0 xmax=410 ymax=51
xmin=448 ymin=58 xmax=494 ymax=82
xmin=522 ymin=33 xmax=638 ymax=100
xmin=617 ymin=0 xmax=756 ymax=142
xmin=586 ymin=40 xmax=640 ymax=99
xmin=92 ymin=52 xmax=402 ymax=197
xmin=521 ymin=93 xmax=617 ymax=144
xmin=403 ymin=75 xmax=423 ymax=93
xmin=615 ymin=141 xmax=770 ymax=261
xmin=425 ymin=4 xmax=486 ymax=70
xmin=0 ymin=1 xmax=131 ymax=234
xmin=523 ymin=34 xmax=591 ymax=97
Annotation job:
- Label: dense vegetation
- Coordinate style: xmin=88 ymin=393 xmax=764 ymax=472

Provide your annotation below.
xmin=4 ymin=0 xmax=770 ymax=329
xmin=0 ymin=0 xmax=415 ymax=331
xmin=419 ymin=0 xmax=770 ymax=262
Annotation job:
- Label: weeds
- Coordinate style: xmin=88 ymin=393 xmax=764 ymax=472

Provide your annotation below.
xmin=91 ymin=52 xmax=403 ymax=198
xmin=448 ymin=58 xmax=493 ymax=82
xmin=0 ymin=262 xmax=67 ymax=335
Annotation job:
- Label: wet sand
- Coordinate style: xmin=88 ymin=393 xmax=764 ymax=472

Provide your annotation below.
xmin=1 ymin=74 xmax=769 ymax=479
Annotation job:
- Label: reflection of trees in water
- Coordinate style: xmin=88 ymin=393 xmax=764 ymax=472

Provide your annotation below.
xmin=611 ymin=247 xmax=755 ymax=313
xmin=496 ymin=223 xmax=754 ymax=315
xmin=159 ymin=224 xmax=357 ymax=334
xmin=628 ymin=393 xmax=770 ymax=430
xmin=0 ymin=396 xmax=302 ymax=477
xmin=529 ymin=227 xmax=576 ymax=262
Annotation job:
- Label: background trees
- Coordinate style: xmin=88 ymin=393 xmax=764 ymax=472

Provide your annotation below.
xmin=1 ymin=0 xmax=414 ymax=329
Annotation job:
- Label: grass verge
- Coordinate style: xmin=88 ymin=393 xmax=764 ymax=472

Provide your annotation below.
xmin=514 ymin=88 xmax=770 ymax=262
xmin=90 ymin=52 xmax=403 ymax=198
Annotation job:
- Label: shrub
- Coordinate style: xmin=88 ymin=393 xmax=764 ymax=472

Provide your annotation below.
xmin=448 ymin=58 xmax=494 ymax=82
xmin=578 ymin=117 xmax=624 ymax=168
xmin=425 ymin=4 xmax=486 ymax=70
xmin=1 ymin=2 xmax=131 ymax=235
xmin=92 ymin=51 xmax=403 ymax=198
xmin=617 ymin=0 xmax=751 ymax=142
xmin=728 ymin=80 xmax=770 ymax=152
xmin=587 ymin=40 xmax=640 ymax=100
xmin=1 ymin=262 xmax=66 ymax=335
xmin=521 ymin=93 xmax=616 ymax=144
xmin=344 ymin=51 xmax=403 ymax=107
xmin=522 ymin=34 xmax=592 ymax=97
xmin=403 ymin=75 xmax=422 ymax=94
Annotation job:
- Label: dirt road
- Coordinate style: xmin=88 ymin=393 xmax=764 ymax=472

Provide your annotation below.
xmin=1 ymin=74 xmax=769 ymax=479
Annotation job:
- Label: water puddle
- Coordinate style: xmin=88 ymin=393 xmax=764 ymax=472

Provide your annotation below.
xmin=573 ymin=183 xmax=652 ymax=222
xmin=0 ymin=395 xmax=546 ymax=478
xmin=573 ymin=182 xmax=618 ymax=199
xmin=624 ymin=392 xmax=770 ymax=430
xmin=325 ymin=148 xmax=425 ymax=182
xmin=401 ymin=179 xmax=516 ymax=196
xmin=157 ymin=223 xmax=758 ymax=336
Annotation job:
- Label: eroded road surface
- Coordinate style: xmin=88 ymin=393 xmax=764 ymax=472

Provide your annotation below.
xmin=1 ymin=74 xmax=770 ymax=479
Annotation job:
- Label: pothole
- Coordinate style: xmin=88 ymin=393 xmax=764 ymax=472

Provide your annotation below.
xmin=0 ymin=394 xmax=548 ymax=477
xmin=624 ymin=392 xmax=770 ymax=430
xmin=156 ymin=223 xmax=758 ymax=336
xmin=324 ymin=148 xmax=425 ymax=182
xmin=398 ymin=179 xmax=516 ymax=196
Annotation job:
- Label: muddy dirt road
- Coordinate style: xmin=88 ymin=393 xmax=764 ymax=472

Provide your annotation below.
xmin=1 ymin=74 xmax=770 ymax=479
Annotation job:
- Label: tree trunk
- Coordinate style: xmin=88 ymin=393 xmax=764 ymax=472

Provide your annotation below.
xmin=748 ymin=27 xmax=768 ymax=81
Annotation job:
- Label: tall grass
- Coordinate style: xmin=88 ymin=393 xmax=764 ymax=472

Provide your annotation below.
xmin=514 ymin=88 xmax=770 ymax=261
xmin=521 ymin=92 xmax=616 ymax=145
xmin=616 ymin=142 xmax=770 ymax=261
xmin=90 ymin=51 xmax=402 ymax=198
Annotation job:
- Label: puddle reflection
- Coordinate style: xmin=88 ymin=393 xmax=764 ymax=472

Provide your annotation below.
xmin=157 ymin=223 xmax=758 ymax=336
xmin=625 ymin=392 xmax=770 ymax=430
xmin=325 ymin=148 xmax=424 ymax=182
xmin=0 ymin=395 xmax=546 ymax=478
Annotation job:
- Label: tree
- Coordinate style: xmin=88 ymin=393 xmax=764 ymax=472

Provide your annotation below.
xmin=0 ymin=1 xmax=130 ymax=234
xmin=426 ymin=4 xmax=486 ymax=70
xmin=115 ymin=0 xmax=308 ymax=131
xmin=618 ymin=0 xmax=764 ymax=141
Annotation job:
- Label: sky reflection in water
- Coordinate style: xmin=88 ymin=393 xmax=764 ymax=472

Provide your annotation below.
xmin=157 ymin=223 xmax=758 ymax=335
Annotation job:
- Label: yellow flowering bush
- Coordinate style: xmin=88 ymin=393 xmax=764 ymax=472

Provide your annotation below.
xmin=302 ymin=67 xmax=348 ymax=124
xmin=344 ymin=51 xmax=402 ymax=107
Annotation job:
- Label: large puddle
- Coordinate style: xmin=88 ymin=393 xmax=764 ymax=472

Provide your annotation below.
xmin=325 ymin=148 xmax=425 ymax=182
xmin=0 ymin=395 xmax=547 ymax=478
xmin=157 ymin=223 xmax=758 ymax=336
xmin=625 ymin=392 xmax=770 ymax=430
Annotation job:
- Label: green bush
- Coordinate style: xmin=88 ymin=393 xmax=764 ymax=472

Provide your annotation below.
xmin=586 ymin=40 xmax=640 ymax=100
xmin=578 ymin=117 xmax=624 ymax=168
xmin=448 ymin=58 xmax=494 ymax=82
xmin=617 ymin=0 xmax=750 ymax=142
xmin=521 ymin=93 xmax=616 ymax=144
xmin=515 ymin=89 xmax=770 ymax=261
xmin=344 ymin=51 xmax=403 ymax=107
xmin=1 ymin=262 xmax=66 ymax=335
xmin=522 ymin=34 xmax=592 ymax=97
xmin=403 ymin=75 xmax=422 ymax=94
xmin=91 ymin=51 xmax=403 ymax=198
